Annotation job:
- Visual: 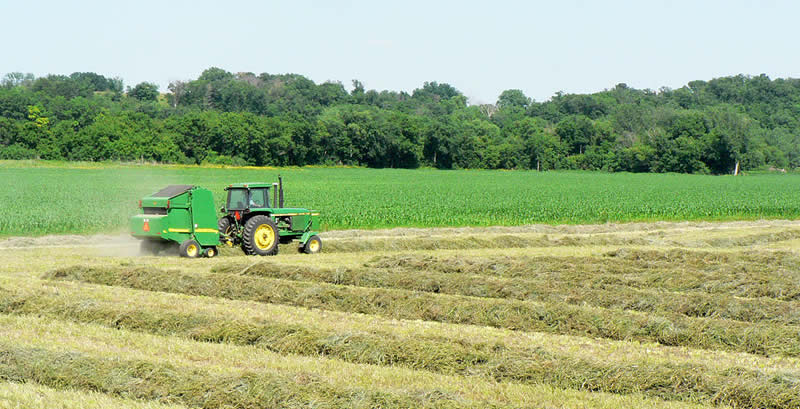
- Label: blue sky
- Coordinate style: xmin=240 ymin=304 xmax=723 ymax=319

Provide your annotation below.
xmin=1 ymin=0 xmax=798 ymax=104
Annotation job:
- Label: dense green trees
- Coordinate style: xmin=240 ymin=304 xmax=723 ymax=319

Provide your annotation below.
xmin=1 ymin=69 xmax=798 ymax=173
xmin=128 ymin=82 xmax=159 ymax=101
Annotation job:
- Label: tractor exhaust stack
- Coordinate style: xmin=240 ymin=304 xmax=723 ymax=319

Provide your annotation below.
xmin=272 ymin=183 xmax=279 ymax=208
xmin=278 ymin=176 xmax=284 ymax=208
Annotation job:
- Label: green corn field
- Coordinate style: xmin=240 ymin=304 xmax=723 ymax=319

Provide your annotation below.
xmin=1 ymin=161 xmax=799 ymax=236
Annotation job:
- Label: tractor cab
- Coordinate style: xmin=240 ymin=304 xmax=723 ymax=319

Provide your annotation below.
xmin=224 ymin=183 xmax=273 ymax=212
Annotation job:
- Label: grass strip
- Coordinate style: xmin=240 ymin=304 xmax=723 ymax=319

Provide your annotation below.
xmin=212 ymin=260 xmax=800 ymax=325
xmin=1 ymin=282 xmax=798 ymax=409
xmin=0 ymin=344 xmax=489 ymax=409
xmin=44 ymin=265 xmax=800 ymax=358
xmin=368 ymin=249 xmax=800 ymax=301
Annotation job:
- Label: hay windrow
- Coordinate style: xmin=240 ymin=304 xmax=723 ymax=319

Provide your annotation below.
xmin=2 ymin=285 xmax=799 ymax=409
xmin=703 ymin=228 xmax=800 ymax=247
xmin=321 ymin=233 xmax=651 ymax=253
xmin=0 ymin=380 xmax=191 ymax=409
xmin=0 ymin=380 xmax=193 ymax=409
xmin=366 ymin=249 xmax=800 ymax=301
xmin=319 ymin=227 xmax=800 ymax=253
xmin=44 ymin=265 xmax=800 ymax=358
xmin=9 ymin=219 xmax=800 ymax=409
xmin=211 ymin=260 xmax=800 ymax=325
xmin=0 ymin=344 xmax=485 ymax=409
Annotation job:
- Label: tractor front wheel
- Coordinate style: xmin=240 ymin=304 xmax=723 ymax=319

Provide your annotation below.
xmin=242 ymin=215 xmax=279 ymax=256
xmin=179 ymin=239 xmax=202 ymax=258
xmin=218 ymin=217 xmax=236 ymax=244
xmin=301 ymin=235 xmax=322 ymax=254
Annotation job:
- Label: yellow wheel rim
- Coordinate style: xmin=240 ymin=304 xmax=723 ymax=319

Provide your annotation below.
xmin=254 ymin=225 xmax=275 ymax=250
xmin=187 ymin=244 xmax=199 ymax=257
xmin=207 ymin=248 xmax=216 ymax=257
xmin=308 ymin=239 xmax=320 ymax=253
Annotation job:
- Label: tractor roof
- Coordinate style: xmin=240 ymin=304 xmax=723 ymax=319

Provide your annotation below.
xmin=149 ymin=185 xmax=194 ymax=198
xmin=226 ymin=182 xmax=274 ymax=189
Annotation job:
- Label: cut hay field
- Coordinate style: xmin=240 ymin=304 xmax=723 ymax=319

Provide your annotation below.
xmin=1 ymin=160 xmax=800 ymax=236
xmin=1 ymin=220 xmax=799 ymax=408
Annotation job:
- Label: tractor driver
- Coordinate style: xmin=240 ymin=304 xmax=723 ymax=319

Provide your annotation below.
xmin=249 ymin=189 xmax=266 ymax=208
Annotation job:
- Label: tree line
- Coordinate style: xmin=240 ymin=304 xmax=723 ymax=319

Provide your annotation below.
xmin=1 ymin=68 xmax=799 ymax=173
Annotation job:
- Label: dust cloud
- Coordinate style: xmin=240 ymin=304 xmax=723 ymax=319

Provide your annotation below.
xmin=0 ymin=234 xmax=147 ymax=257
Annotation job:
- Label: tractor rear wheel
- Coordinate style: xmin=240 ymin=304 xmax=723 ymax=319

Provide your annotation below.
xmin=301 ymin=235 xmax=322 ymax=254
xmin=179 ymin=239 xmax=202 ymax=258
xmin=242 ymin=215 xmax=279 ymax=256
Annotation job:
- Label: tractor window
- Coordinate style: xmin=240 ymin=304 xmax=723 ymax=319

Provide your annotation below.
xmin=249 ymin=188 xmax=268 ymax=208
xmin=227 ymin=189 xmax=248 ymax=210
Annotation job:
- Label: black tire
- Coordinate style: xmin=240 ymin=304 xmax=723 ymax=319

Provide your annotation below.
xmin=179 ymin=239 xmax=202 ymax=258
xmin=302 ymin=235 xmax=322 ymax=254
xmin=218 ymin=216 xmax=232 ymax=233
xmin=242 ymin=215 xmax=279 ymax=256
xmin=219 ymin=216 xmax=235 ymax=237
xmin=218 ymin=216 xmax=237 ymax=247
xmin=205 ymin=246 xmax=218 ymax=258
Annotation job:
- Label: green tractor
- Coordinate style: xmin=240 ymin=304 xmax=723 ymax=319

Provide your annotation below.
xmin=130 ymin=177 xmax=321 ymax=257
xmin=218 ymin=177 xmax=321 ymax=256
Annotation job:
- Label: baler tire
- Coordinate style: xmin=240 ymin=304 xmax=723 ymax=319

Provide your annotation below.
xmin=179 ymin=239 xmax=202 ymax=258
xmin=302 ymin=235 xmax=322 ymax=254
xmin=242 ymin=215 xmax=279 ymax=256
xmin=205 ymin=246 xmax=218 ymax=258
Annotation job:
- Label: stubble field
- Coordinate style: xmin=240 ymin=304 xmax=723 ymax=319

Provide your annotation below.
xmin=1 ymin=219 xmax=799 ymax=408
